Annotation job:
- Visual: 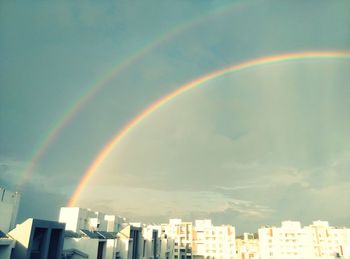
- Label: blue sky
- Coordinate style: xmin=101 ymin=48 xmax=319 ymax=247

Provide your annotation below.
xmin=1 ymin=0 xmax=350 ymax=232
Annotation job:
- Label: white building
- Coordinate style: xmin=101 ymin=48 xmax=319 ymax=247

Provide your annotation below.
xmin=159 ymin=219 xmax=237 ymax=259
xmin=259 ymin=221 xmax=314 ymax=259
xmin=8 ymin=218 xmax=65 ymax=259
xmin=60 ymin=207 xmax=154 ymax=259
xmin=141 ymin=225 xmax=159 ymax=259
xmin=59 ymin=207 xmax=125 ymax=232
xmin=307 ymin=221 xmax=350 ymax=259
xmin=192 ymin=219 xmax=236 ymax=259
xmin=236 ymin=233 xmax=259 ymax=259
xmin=258 ymin=221 xmax=350 ymax=259
xmin=164 ymin=219 xmax=193 ymax=259
xmin=0 ymin=187 xmax=20 ymax=233
xmin=0 ymin=231 xmax=15 ymax=259
xmin=149 ymin=224 xmax=173 ymax=259
xmin=62 ymin=229 xmax=118 ymax=259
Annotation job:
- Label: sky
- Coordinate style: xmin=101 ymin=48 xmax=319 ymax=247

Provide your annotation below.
xmin=1 ymin=0 xmax=350 ymax=233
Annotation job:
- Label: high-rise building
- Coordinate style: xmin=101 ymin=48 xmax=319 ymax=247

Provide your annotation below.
xmin=0 ymin=187 xmax=20 ymax=233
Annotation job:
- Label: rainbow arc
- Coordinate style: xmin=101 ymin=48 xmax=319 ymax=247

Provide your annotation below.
xmin=67 ymin=50 xmax=350 ymax=207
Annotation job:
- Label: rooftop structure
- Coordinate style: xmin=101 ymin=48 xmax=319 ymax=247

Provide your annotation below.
xmin=59 ymin=207 xmax=125 ymax=233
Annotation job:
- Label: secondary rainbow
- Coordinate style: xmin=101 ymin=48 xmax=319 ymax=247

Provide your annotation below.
xmin=67 ymin=50 xmax=350 ymax=206
xmin=17 ymin=0 xmax=251 ymax=190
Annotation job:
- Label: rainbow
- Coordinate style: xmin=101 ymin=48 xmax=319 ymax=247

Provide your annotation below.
xmin=67 ymin=50 xmax=350 ymax=206
xmin=17 ymin=0 xmax=253 ymax=190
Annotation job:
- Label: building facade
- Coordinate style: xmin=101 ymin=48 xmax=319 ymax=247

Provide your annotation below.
xmin=59 ymin=207 xmax=125 ymax=233
xmin=236 ymin=233 xmax=259 ymax=259
xmin=0 ymin=187 xmax=20 ymax=233
xmin=258 ymin=221 xmax=350 ymax=259
xmin=8 ymin=218 xmax=65 ymax=259
xmin=192 ymin=219 xmax=236 ymax=259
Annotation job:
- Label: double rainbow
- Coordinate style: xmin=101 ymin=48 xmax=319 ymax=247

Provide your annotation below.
xmin=67 ymin=50 xmax=350 ymax=206
xmin=17 ymin=0 xmax=253 ymax=190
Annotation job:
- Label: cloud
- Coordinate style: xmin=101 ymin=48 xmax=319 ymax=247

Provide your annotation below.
xmin=77 ymin=184 xmax=272 ymax=224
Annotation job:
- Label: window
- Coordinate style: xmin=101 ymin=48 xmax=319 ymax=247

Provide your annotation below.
xmin=143 ymin=240 xmax=146 ymax=257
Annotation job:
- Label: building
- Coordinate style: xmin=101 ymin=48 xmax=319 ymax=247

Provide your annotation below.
xmin=8 ymin=218 xmax=65 ymax=259
xmin=59 ymin=207 xmax=125 ymax=232
xmin=307 ymin=220 xmax=350 ymax=259
xmin=141 ymin=225 xmax=159 ymax=259
xmin=164 ymin=219 xmax=193 ymax=259
xmin=0 ymin=187 xmax=20 ymax=233
xmin=236 ymin=233 xmax=259 ymax=259
xmin=62 ymin=229 xmax=118 ymax=259
xmin=258 ymin=221 xmax=350 ymax=259
xmin=159 ymin=219 xmax=237 ymax=259
xmin=192 ymin=219 xmax=236 ymax=259
xmin=0 ymin=230 xmax=16 ymax=259
xmin=117 ymin=224 xmax=143 ymax=259
xmin=149 ymin=224 xmax=173 ymax=259
xmin=259 ymin=221 xmax=315 ymax=259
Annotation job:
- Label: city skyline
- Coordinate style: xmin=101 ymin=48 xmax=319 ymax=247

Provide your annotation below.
xmin=1 ymin=0 xmax=350 ymax=233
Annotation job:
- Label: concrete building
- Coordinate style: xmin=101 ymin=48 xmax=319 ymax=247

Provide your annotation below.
xmin=258 ymin=221 xmax=350 ymax=259
xmin=160 ymin=219 xmax=237 ymax=259
xmin=192 ymin=219 xmax=236 ymax=259
xmin=60 ymin=207 xmax=156 ymax=259
xmin=8 ymin=218 xmax=65 ymax=259
xmin=0 ymin=230 xmax=16 ymax=259
xmin=0 ymin=187 xmax=20 ymax=233
xmin=236 ymin=233 xmax=259 ymax=259
xmin=116 ymin=224 xmax=143 ymax=259
xmin=307 ymin=221 xmax=350 ymax=259
xmin=62 ymin=229 xmax=118 ymax=259
xmin=259 ymin=221 xmax=315 ymax=259
xmin=149 ymin=224 xmax=173 ymax=259
xmin=164 ymin=219 xmax=193 ymax=259
xmin=141 ymin=225 xmax=159 ymax=259
xmin=59 ymin=207 xmax=125 ymax=232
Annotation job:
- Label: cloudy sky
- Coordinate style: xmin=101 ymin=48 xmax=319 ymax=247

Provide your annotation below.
xmin=1 ymin=0 xmax=350 ymax=233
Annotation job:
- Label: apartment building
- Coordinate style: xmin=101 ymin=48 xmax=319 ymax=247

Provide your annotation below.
xmin=160 ymin=219 xmax=237 ymax=259
xmin=192 ymin=219 xmax=236 ymax=259
xmin=259 ymin=221 xmax=350 ymax=259
xmin=236 ymin=233 xmax=259 ymax=259
xmin=164 ymin=219 xmax=193 ymax=259
xmin=307 ymin=221 xmax=350 ymax=259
